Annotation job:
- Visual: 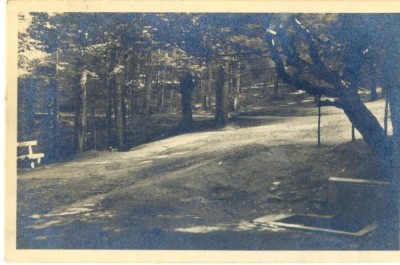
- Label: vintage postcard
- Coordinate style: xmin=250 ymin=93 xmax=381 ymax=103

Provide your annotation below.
xmin=5 ymin=0 xmax=400 ymax=262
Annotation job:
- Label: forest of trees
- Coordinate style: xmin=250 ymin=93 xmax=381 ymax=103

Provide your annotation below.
xmin=18 ymin=13 xmax=399 ymax=184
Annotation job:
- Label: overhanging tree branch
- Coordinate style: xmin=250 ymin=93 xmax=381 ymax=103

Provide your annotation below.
xmin=265 ymin=32 xmax=338 ymax=97
xmin=281 ymin=18 xmax=342 ymax=87
xmin=292 ymin=17 xmax=327 ymax=71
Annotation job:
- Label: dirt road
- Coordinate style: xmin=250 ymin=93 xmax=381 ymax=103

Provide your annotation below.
xmin=17 ymin=98 xmax=395 ymax=249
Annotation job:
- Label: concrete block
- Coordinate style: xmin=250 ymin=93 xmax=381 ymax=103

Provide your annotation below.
xmin=328 ymin=177 xmax=391 ymax=224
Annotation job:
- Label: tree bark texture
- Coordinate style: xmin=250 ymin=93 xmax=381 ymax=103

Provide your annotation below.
xmin=207 ymin=63 xmax=213 ymax=110
xmin=234 ymin=61 xmax=241 ymax=110
xmin=158 ymin=70 xmax=166 ymax=111
xmin=215 ymin=63 xmax=228 ymax=124
xmin=142 ymin=56 xmax=153 ymax=142
xmin=26 ymin=79 xmax=36 ymax=138
xmin=75 ymin=71 xmax=87 ymax=153
xmin=115 ymin=73 xmax=125 ymax=150
xmin=106 ymin=76 xmax=113 ymax=148
xmin=49 ymin=78 xmax=59 ymax=159
xmin=179 ymin=72 xmax=195 ymax=130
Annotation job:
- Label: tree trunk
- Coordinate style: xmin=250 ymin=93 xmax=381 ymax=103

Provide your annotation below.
xmin=26 ymin=78 xmax=36 ymax=138
xmin=18 ymin=78 xmax=36 ymax=141
xmin=265 ymin=20 xmax=398 ymax=246
xmin=130 ymin=53 xmax=141 ymax=120
xmin=273 ymin=73 xmax=279 ymax=99
xmin=90 ymin=79 xmax=97 ymax=150
xmin=158 ymin=70 xmax=166 ymax=111
xmin=169 ymin=89 xmax=175 ymax=111
xmin=142 ymin=57 xmax=153 ymax=142
xmin=379 ymin=51 xmax=400 ymax=249
xmin=389 ymin=86 xmax=400 ymax=249
xmin=75 ymin=71 xmax=87 ymax=153
xmin=106 ymin=76 xmax=113 ymax=148
xmin=80 ymin=75 xmax=87 ymax=152
xmin=50 ymin=78 xmax=59 ymax=159
xmin=179 ymin=72 xmax=195 ymax=130
xmin=115 ymin=73 xmax=124 ymax=150
xmin=228 ymin=62 xmax=234 ymax=111
xmin=112 ymin=78 xmax=118 ymax=134
xmin=130 ymin=85 xmax=136 ymax=118
xmin=159 ymin=86 xmax=165 ymax=112
xmin=267 ymin=26 xmax=393 ymax=163
xmin=52 ymin=50 xmax=60 ymax=159
xmin=200 ymin=73 xmax=207 ymax=110
xmin=121 ymin=84 xmax=127 ymax=131
xmin=370 ymin=82 xmax=378 ymax=101
xmin=143 ymin=78 xmax=152 ymax=113
xmin=234 ymin=61 xmax=241 ymax=111
xmin=215 ymin=63 xmax=228 ymax=125
xmin=381 ymin=28 xmax=400 ymax=249
xmin=200 ymin=65 xmax=208 ymax=110
xmin=339 ymin=88 xmax=393 ymax=161
xmin=206 ymin=63 xmax=213 ymax=110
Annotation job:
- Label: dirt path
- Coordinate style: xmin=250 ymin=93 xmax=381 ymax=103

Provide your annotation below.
xmin=17 ymin=98 xmax=394 ymax=250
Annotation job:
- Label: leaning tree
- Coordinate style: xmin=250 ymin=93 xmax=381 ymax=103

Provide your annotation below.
xmin=263 ymin=14 xmax=400 ymax=246
xmin=263 ymin=14 xmax=399 ymax=176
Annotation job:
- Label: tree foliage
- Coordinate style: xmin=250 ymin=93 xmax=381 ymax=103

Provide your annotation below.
xmin=18 ymin=13 xmax=399 ymax=174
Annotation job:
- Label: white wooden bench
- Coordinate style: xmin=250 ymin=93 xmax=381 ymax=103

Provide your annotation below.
xmin=17 ymin=140 xmax=45 ymax=169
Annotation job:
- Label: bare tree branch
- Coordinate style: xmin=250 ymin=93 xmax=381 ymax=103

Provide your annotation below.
xmin=265 ymin=31 xmax=339 ymax=97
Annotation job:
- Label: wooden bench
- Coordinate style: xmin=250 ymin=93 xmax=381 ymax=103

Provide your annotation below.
xmin=17 ymin=141 xmax=45 ymax=169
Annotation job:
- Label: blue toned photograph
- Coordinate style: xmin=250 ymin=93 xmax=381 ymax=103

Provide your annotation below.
xmin=16 ymin=13 xmax=400 ymax=250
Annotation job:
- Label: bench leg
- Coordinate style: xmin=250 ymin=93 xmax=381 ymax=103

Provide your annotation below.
xmin=30 ymin=161 xmax=35 ymax=169
xmin=37 ymin=158 xmax=41 ymax=164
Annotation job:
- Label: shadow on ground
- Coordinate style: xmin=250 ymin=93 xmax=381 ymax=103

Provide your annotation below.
xmin=16 ymin=99 xmax=398 ymax=250
xmin=17 ymin=211 xmax=398 ymax=250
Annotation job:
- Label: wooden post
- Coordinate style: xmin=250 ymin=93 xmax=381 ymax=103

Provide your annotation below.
xmin=317 ymin=94 xmax=321 ymax=147
xmin=384 ymin=98 xmax=389 ymax=135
